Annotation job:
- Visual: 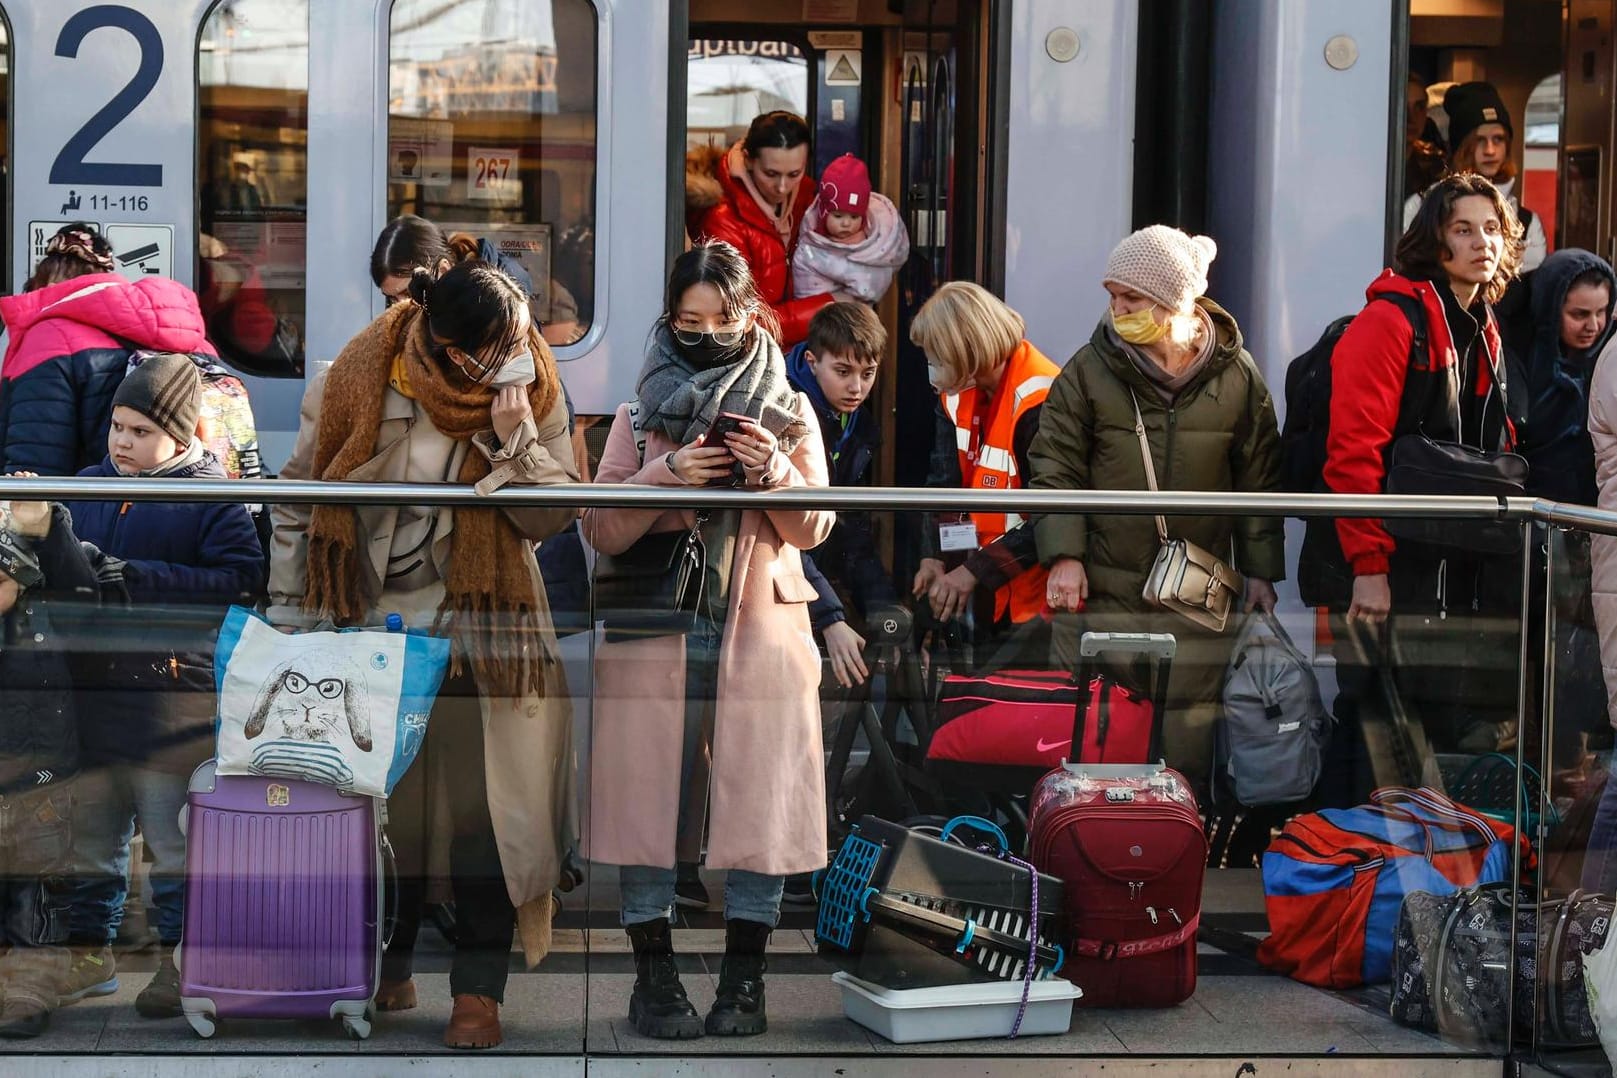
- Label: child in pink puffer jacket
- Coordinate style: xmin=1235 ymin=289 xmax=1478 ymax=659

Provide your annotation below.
xmin=791 ymin=154 xmax=910 ymax=305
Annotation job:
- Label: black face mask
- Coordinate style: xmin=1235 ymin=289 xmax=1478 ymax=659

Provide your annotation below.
xmin=677 ymin=333 xmax=746 ymax=370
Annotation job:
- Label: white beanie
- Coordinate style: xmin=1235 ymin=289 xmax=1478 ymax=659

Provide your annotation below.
xmin=1103 ymin=225 xmax=1218 ymax=314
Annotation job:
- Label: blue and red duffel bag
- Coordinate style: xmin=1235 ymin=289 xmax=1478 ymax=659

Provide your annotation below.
xmin=1257 ymin=785 xmax=1534 ymax=988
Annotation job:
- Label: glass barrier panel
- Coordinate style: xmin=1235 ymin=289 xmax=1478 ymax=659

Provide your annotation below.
xmin=387 ymin=0 xmax=598 ymax=348
xmin=579 ymin=493 xmax=1531 ymax=1059
xmin=1536 ymin=523 xmax=1613 ymax=1078
xmin=198 ymin=0 xmax=309 ymax=378
xmin=0 ymin=486 xmax=587 ymax=1054
xmin=0 ymin=472 xmax=1551 ymax=1061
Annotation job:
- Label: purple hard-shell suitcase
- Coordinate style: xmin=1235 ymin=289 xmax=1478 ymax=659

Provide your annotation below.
xmin=177 ymin=761 xmax=384 ymax=1039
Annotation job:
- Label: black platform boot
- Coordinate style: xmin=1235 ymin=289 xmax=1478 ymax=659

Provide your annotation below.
xmin=625 ymin=918 xmax=703 ymax=1040
xmin=706 ymin=919 xmax=770 ymax=1036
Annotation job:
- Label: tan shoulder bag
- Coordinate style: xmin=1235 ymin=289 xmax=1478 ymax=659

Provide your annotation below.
xmin=1130 ymin=390 xmax=1242 ymax=633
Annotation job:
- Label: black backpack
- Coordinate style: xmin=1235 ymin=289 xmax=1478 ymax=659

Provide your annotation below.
xmin=1279 ymin=293 xmax=1427 ymax=495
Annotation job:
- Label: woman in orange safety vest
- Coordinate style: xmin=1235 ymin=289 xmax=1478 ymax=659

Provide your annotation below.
xmin=911 ymin=282 xmax=1059 ymax=645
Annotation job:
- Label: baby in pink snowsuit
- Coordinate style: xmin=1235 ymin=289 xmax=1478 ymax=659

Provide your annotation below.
xmin=791 ymin=154 xmax=910 ymax=305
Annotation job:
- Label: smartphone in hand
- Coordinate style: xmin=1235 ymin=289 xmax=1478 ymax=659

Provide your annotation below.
xmin=699 ymin=412 xmax=750 ymax=486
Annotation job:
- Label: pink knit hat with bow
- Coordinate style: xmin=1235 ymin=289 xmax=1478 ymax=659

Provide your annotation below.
xmin=817 ymin=154 xmax=873 ymax=219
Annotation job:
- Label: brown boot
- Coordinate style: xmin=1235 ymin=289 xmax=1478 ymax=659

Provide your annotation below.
xmin=374 ymin=978 xmax=417 ymax=1012
xmin=444 ymin=994 xmax=502 ymax=1049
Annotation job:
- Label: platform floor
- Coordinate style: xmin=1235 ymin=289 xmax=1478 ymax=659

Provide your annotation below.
xmin=1 ymin=868 xmax=1507 ymax=1065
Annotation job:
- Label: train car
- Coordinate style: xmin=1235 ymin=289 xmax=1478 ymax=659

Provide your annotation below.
xmin=0 ymin=0 xmax=1142 ymax=473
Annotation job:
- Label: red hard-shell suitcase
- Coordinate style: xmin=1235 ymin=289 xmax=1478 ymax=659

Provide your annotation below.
xmin=1026 ymin=632 xmax=1207 ymax=1008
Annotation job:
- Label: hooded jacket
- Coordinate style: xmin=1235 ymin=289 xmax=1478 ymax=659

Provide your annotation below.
xmin=0 ymin=274 xmax=215 ymax=476
xmin=65 ymin=449 xmax=263 ymax=771
xmin=786 ymin=341 xmax=894 ymax=626
xmin=1325 ymin=271 xmax=1511 ymax=577
xmin=1504 ymin=248 xmax=1617 ymax=504
xmin=687 ymin=142 xmax=832 ymax=347
xmin=791 ymin=194 xmax=911 ymax=304
xmin=0 ymin=504 xmax=98 ymax=796
xmin=1030 ymin=298 xmax=1286 ymax=603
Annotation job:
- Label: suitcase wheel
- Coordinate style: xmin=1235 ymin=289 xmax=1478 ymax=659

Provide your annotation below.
xmin=342 ymin=1014 xmax=372 ymax=1041
xmin=185 ymin=1011 xmax=216 ymax=1039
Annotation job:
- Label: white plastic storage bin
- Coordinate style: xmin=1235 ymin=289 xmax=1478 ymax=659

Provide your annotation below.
xmin=832 ymin=971 xmax=1083 ymax=1043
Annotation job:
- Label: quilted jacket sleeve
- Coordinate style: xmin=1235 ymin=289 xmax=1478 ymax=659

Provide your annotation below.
xmin=2 ymin=358 xmax=80 ymax=476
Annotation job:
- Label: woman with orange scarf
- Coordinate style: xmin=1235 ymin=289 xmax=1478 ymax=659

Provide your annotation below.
xmin=268 ymin=260 xmax=579 ymax=1050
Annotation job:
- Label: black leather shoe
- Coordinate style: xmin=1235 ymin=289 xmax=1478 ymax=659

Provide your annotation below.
xmin=135 ymin=947 xmax=182 ymax=1019
xmin=625 ymin=918 xmax=703 ymax=1040
xmin=706 ymin=918 xmax=770 ymax=1036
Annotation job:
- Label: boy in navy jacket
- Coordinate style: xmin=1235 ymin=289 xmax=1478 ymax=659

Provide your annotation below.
xmin=785 ymin=303 xmax=898 ymax=689
xmin=58 ymin=354 xmax=262 ymax=1020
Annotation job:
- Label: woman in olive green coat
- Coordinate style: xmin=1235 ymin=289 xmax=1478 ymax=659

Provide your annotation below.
xmin=1029 ymin=226 xmax=1284 ymax=790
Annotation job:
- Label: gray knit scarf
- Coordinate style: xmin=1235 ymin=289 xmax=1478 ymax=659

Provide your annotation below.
xmin=636 ymin=326 xmax=809 ymax=451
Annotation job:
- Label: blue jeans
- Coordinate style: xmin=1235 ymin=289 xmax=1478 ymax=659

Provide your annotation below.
xmin=67 ymin=765 xmax=189 ymax=946
xmin=618 ymin=617 xmax=784 ymax=928
xmin=620 ymin=863 xmax=784 ymax=927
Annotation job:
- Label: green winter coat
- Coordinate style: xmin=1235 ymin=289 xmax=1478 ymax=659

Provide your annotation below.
xmin=1028 ymin=299 xmax=1284 ymax=791
xmin=1029 ymin=298 xmax=1285 ymax=601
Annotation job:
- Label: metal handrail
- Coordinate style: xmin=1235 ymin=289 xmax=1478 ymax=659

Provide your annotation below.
xmin=0 ymin=475 xmax=1523 ymax=518
xmin=4 ymin=475 xmax=1617 ymax=534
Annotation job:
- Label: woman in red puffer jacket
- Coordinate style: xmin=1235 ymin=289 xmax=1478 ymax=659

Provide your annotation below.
xmin=687 ymin=112 xmax=838 ymax=347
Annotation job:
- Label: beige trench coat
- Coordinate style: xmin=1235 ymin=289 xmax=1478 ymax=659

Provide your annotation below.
xmin=268 ymin=371 xmax=579 ymax=965
xmin=580 ymin=396 xmax=835 ymax=877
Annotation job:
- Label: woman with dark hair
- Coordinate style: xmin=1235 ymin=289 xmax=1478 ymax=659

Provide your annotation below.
xmin=0 ymin=224 xmax=220 ymax=475
xmin=582 ymin=241 xmax=833 ymax=1040
xmin=1313 ymin=172 xmax=1524 ymax=796
xmin=269 ymin=260 xmax=579 ymax=1050
xmin=687 ymin=112 xmax=839 ymax=347
xmin=371 ymin=214 xmax=583 ymax=346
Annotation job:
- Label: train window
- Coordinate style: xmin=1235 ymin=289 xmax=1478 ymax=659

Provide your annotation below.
xmin=388 ymin=0 xmax=597 ymax=348
xmin=197 ymin=0 xmax=309 ymax=378
xmin=687 ymin=39 xmax=808 ymax=153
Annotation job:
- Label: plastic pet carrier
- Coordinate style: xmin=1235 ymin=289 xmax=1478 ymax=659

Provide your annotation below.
xmin=814 ymin=815 xmax=1066 ymax=990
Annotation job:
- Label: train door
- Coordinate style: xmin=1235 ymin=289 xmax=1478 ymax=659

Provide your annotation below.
xmin=682 ymin=1 xmax=995 ymax=492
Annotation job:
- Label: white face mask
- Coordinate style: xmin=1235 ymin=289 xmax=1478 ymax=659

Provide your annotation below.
xmin=927 ymin=363 xmax=961 ymax=394
xmin=487 ymin=350 xmax=536 ymax=388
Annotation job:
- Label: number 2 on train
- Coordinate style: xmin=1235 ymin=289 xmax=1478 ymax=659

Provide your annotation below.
xmin=50 ymin=5 xmax=165 ymax=187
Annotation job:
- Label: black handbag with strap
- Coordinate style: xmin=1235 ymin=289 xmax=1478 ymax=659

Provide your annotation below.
xmin=590 ymin=398 xmax=708 ymax=640
xmin=1382 ymin=432 xmax=1528 ymax=554
xmin=592 ymin=518 xmax=707 ymax=641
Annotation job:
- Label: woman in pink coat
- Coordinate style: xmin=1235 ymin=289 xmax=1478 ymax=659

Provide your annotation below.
xmin=581 ymin=241 xmax=833 ymax=1041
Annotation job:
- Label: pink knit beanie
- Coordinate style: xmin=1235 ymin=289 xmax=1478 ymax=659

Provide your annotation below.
xmin=1103 ymin=225 xmax=1218 ymax=313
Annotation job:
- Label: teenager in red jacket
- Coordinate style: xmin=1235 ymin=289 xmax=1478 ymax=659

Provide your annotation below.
xmin=688 ymin=112 xmax=837 ymax=347
xmin=1320 ymin=172 xmax=1524 ymax=797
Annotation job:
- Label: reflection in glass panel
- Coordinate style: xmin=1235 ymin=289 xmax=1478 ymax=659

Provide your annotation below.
xmin=686 ymin=38 xmax=808 ymax=154
xmin=388 ymin=0 xmax=597 ymax=347
xmin=198 ymin=0 xmax=309 ymax=378
xmin=578 ymin=499 xmax=1533 ymax=1056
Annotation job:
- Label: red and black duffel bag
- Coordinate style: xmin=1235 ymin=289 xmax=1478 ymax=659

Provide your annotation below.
xmin=927 ymin=666 xmax=1157 ymax=794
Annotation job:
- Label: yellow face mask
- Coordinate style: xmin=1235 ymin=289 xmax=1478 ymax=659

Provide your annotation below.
xmin=1111 ymin=305 xmax=1171 ymax=345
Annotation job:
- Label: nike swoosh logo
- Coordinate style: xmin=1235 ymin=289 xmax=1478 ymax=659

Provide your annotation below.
xmin=1036 ymin=738 xmax=1071 ymax=753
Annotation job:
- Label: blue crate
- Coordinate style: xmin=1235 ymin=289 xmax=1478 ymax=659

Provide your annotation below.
xmin=816 ymin=830 xmax=884 ymax=951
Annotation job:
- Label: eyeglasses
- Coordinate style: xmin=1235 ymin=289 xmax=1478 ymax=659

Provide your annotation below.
xmin=672 ymin=325 xmax=748 ymax=348
xmin=284 ymin=671 xmax=345 ymax=699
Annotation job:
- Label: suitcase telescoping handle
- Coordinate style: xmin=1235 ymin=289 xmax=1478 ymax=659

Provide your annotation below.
xmin=1069 ymin=632 xmax=1177 ymax=775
